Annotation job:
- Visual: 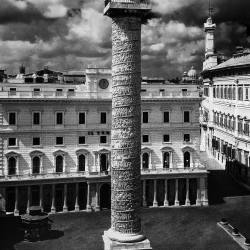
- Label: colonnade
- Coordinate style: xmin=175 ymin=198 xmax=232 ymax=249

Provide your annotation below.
xmin=2 ymin=176 xmax=208 ymax=215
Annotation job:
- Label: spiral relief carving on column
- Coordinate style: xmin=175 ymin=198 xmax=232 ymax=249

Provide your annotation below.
xmin=111 ymin=16 xmax=142 ymax=235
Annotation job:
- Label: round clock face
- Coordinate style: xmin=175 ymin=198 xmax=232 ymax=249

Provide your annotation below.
xmin=99 ymin=79 xmax=109 ymax=89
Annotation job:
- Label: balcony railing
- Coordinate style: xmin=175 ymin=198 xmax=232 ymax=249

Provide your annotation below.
xmin=0 ymin=165 xmax=207 ymax=182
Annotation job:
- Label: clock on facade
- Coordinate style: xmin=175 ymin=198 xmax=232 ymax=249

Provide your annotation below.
xmin=99 ymin=79 xmax=109 ymax=89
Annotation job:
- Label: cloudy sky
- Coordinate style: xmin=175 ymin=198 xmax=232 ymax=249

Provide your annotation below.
xmin=0 ymin=0 xmax=250 ymax=79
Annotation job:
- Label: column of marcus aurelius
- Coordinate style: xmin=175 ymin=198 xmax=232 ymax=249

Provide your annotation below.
xmin=103 ymin=1 xmax=152 ymax=249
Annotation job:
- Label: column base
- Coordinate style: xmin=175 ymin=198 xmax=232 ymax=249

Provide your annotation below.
xmin=163 ymin=200 xmax=169 ymax=207
xmin=86 ymin=205 xmax=92 ymax=212
xmin=95 ymin=206 xmax=100 ymax=212
xmin=174 ymin=200 xmax=180 ymax=206
xmin=50 ymin=207 xmax=56 ymax=214
xmin=14 ymin=209 xmax=19 ymax=216
xmin=63 ymin=206 xmax=68 ymax=212
xmin=201 ymin=200 xmax=209 ymax=206
xmin=103 ymin=230 xmax=152 ymax=250
xmin=74 ymin=205 xmax=80 ymax=212
xmin=152 ymin=202 xmax=158 ymax=207
xmin=185 ymin=200 xmax=190 ymax=206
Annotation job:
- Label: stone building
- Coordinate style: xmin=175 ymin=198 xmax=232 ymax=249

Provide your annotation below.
xmin=0 ymin=66 xmax=208 ymax=215
xmin=200 ymin=13 xmax=250 ymax=178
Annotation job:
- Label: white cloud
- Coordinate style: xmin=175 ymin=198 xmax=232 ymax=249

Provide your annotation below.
xmin=152 ymin=0 xmax=198 ymax=14
xmin=67 ymin=8 xmax=111 ymax=44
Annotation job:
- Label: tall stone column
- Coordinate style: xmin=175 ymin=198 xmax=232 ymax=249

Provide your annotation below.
xmin=103 ymin=1 xmax=151 ymax=249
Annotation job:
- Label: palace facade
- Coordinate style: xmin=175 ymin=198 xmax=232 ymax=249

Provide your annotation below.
xmin=0 ymin=66 xmax=208 ymax=215
xmin=200 ymin=13 xmax=250 ymax=180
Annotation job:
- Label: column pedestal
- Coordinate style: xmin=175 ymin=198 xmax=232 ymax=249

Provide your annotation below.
xmin=103 ymin=230 xmax=152 ymax=250
xmin=174 ymin=179 xmax=179 ymax=206
xmin=86 ymin=182 xmax=91 ymax=212
xmin=153 ymin=180 xmax=158 ymax=207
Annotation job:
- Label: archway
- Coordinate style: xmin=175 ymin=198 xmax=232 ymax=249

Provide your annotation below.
xmin=184 ymin=152 xmax=190 ymax=168
xmin=100 ymin=183 xmax=111 ymax=210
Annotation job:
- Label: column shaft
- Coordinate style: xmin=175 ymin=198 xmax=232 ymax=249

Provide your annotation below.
xmin=63 ymin=183 xmax=68 ymax=212
xmin=164 ymin=179 xmax=169 ymax=207
xmin=142 ymin=180 xmax=147 ymax=207
xmin=86 ymin=182 xmax=91 ymax=212
xmin=51 ymin=184 xmax=56 ymax=213
xmin=26 ymin=186 xmax=30 ymax=214
xmin=14 ymin=186 xmax=19 ymax=215
xmin=185 ymin=178 xmax=190 ymax=206
xmin=196 ymin=178 xmax=201 ymax=206
xmin=39 ymin=185 xmax=43 ymax=211
xmin=175 ymin=179 xmax=179 ymax=206
xmin=75 ymin=183 xmax=80 ymax=212
xmin=95 ymin=183 xmax=100 ymax=212
xmin=153 ymin=179 xmax=158 ymax=207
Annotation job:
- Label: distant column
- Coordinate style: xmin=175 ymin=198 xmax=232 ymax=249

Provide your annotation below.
xmin=86 ymin=182 xmax=91 ymax=212
xmin=174 ymin=179 xmax=180 ymax=206
xmin=164 ymin=179 xmax=169 ymax=207
xmin=196 ymin=178 xmax=201 ymax=206
xmin=142 ymin=180 xmax=147 ymax=207
xmin=153 ymin=180 xmax=158 ymax=207
xmin=63 ymin=183 xmax=68 ymax=212
xmin=95 ymin=183 xmax=100 ymax=212
xmin=201 ymin=177 xmax=208 ymax=206
xmin=185 ymin=178 xmax=190 ymax=206
xmin=26 ymin=186 xmax=31 ymax=214
xmin=14 ymin=186 xmax=19 ymax=216
xmin=75 ymin=183 xmax=80 ymax=212
xmin=39 ymin=185 xmax=43 ymax=212
xmin=51 ymin=184 xmax=56 ymax=214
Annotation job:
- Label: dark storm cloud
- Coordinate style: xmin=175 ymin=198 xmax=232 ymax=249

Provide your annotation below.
xmin=0 ymin=0 xmax=250 ymax=78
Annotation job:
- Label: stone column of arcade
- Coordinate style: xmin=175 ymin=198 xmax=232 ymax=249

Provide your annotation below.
xmin=103 ymin=1 xmax=152 ymax=249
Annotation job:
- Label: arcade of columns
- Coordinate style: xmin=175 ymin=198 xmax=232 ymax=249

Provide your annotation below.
xmin=1 ymin=176 xmax=208 ymax=215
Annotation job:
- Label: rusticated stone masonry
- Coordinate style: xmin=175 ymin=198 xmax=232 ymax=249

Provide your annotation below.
xmin=111 ymin=16 xmax=142 ymax=235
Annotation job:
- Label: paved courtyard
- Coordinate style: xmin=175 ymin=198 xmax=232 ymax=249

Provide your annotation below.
xmin=1 ymin=169 xmax=249 ymax=250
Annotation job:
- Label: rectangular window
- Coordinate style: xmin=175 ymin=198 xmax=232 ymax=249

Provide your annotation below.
xmin=9 ymin=88 xmax=16 ymax=95
xmin=163 ymin=134 xmax=170 ymax=143
xmin=33 ymin=88 xmax=41 ymax=96
xmin=184 ymin=111 xmax=190 ymax=123
xmin=100 ymin=135 xmax=107 ymax=144
xmin=163 ymin=111 xmax=169 ymax=123
xmin=8 ymin=112 xmax=16 ymax=125
xmin=100 ymin=112 xmax=107 ymax=124
xmin=182 ymin=89 xmax=188 ymax=96
xmin=79 ymin=136 xmax=86 ymax=145
xmin=33 ymin=137 xmax=40 ymax=146
xmin=56 ymin=137 xmax=64 ymax=145
xmin=56 ymin=89 xmax=63 ymax=96
xmin=56 ymin=112 xmax=63 ymax=125
xmin=33 ymin=112 xmax=40 ymax=125
xmin=68 ymin=89 xmax=75 ymax=94
xmin=79 ymin=112 xmax=86 ymax=125
xmin=8 ymin=138 xmax=17 ymax=146
xmin=142 ymin=112 xmax=148 ymax=123
xmin=184 ymin=134 xmax=190 ymax=142
xmin=142 ymin=135 xmax=149 ymax=143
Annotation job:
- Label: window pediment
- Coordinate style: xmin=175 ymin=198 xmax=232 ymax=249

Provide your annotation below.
xmin=161 ymin=147 xmax=174 ymax=152
xmin=141 ymin=147 xmax=152 ymax=153
xmin=53 ymin=149 xmax=66 ymax=156
xmin=182 ymin=146 xmax=195 ymax=152
xmin=30 ymin=150 xmax=44 ymax=157
xmin=5 ymin=151 xmax=20 ymax=158
xmin=76 ymin=149 xmax=90 ymax=156
xmin=94 ymin=148 xmax=110 ymax=154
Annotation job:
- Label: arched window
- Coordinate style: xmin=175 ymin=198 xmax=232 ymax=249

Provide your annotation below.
xmin=100 ymin=153 xmax=108 ymax=172
xmin=32 ymin=156 xmax=40 ymax=174
xmin=78 ymin=154 xmax=85 ymax=172
xmin=56 ymin=155 xmax=63 ymax=173
xmin=184 ymin=152 xmax=191 ymax=168
xmin=8 ymin=157 xmax=16 ymax=175
xmin=142 ymin=153 xmax=149 ymax=169
xmin=163 ymin=152 xmax=170 ymax=168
